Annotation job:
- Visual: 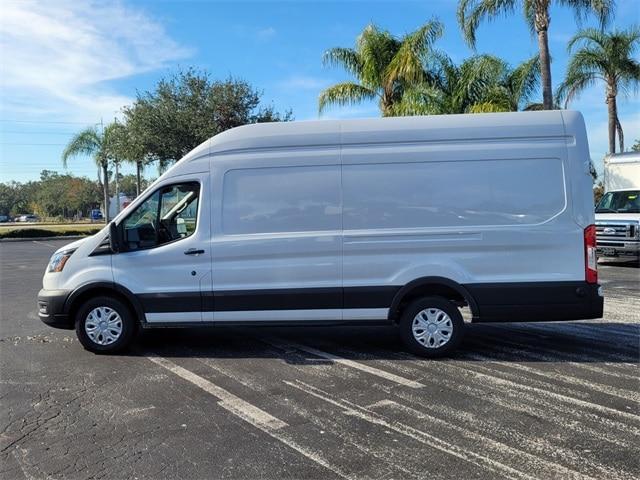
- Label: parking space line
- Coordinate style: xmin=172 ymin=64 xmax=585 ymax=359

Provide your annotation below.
xmin=461 ymin=353 xmax=640 ymax=403
xmin=147 ymin=356 xmax=287 ymax=431
xmin=285 ymin=380 xmax=542 ymax=480
xmin=373 ymin=399 xmax=614 ymax=479
xmin=262 ymin=337 xmax=425 ymax=388
xmin=442 ymin=362 xmax=640 ymax=423
xmin=31 ymin=240 xmax=58 ymax=248
xmin=147 ymin=356 xmax=355 ymax=480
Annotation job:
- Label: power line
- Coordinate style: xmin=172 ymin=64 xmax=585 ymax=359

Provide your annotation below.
xmin=0 ymin=119 xmax=99 ymax=125
xmin=0 ymin=142 xmax=67 ymax=146
xmin=0 ymin=130 xmax=77 ymax=135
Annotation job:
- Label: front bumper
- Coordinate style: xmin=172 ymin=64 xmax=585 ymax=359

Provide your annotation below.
xmin=37 ymin=289 xmax=73 ymax=329
xmin=596 ymin=241 xmax=640 ymax=257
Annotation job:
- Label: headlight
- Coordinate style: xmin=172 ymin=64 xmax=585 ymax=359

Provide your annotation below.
xmin=47 ymin=249 xmax=76 ymax=273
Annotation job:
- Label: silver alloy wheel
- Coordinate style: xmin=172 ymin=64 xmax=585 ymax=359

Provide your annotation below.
xmin=411 ymin=308 xmax=453 ymax=349
xmin=84 ymin=306 xmax=123 ymax=346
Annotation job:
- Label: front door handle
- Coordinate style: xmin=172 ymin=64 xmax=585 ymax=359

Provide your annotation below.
xmin=184 ymin=248 xmax=205 ymax=256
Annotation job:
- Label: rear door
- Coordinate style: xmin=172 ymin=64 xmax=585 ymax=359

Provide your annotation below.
xmin=112 ymin=174 xmax=212 ymax=323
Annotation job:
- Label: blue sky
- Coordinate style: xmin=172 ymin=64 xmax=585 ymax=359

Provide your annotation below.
xmin=1 ymin=0 xmax=639 ymax=183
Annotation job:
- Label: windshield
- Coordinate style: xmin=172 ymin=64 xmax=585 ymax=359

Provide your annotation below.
xmin=596 ymin=190 xmax=640 ymax=213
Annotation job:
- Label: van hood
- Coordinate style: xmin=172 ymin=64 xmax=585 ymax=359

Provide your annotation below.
xmin=53 ymin=225 xmax=109 ymax=255
xmin=53 ymin=236 xmax=89 ymax=254
xmin=595 ymin=213 xmax=640 ymax=222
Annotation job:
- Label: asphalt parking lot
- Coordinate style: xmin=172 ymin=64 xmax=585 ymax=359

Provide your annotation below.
xmin=1 ymin=239 xmax=638 ymax=480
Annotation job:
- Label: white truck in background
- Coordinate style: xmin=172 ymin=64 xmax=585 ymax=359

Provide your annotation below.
xmin=595 ymin=152 xmax=640 ymax=260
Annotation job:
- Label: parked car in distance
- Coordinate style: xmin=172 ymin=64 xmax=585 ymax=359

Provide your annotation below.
xmin=90 ymin=209 xmax=104 ymax=222
xmin=0 ymin=215 xmax=9 ymax=223
xmin=15 ymin=214 xmax=38 ymax=222
xmin=37 ymin=111 xmax=603 ymax=357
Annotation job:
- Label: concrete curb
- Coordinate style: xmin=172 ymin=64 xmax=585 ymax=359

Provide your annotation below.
xmin=0 ymin=235 xmax=88 ymax=243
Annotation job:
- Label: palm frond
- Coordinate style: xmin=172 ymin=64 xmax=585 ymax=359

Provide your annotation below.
xmin=318 ymin=82 xmax=377 ymax=114
xmin=457 ymin=0 xmax=518 ymax=48
xmin=557 ymin=0 xmax=615 ymax=27
xmin=322 ymin=47 xmax=362 ymax=77
xmin=357 ymin=24 xmax=400 ymax=88
xmin=384 ymin=20 xmax=444 ymax=86
xmin=61 ymin=127 xmax=102 ymax=169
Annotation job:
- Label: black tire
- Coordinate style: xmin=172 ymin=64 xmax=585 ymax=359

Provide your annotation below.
xmin=75 ymin=296 xmax=137 ymax=354
xmin=399 ymin=296 xmax=464 ymax=358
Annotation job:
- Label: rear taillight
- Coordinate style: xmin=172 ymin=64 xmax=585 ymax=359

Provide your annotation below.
xmin=584 ymin=225 xmax=597 ymax=284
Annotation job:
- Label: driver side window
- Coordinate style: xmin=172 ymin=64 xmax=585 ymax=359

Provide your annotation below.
xmin=123 ymin=182 xmax=200 ymax=251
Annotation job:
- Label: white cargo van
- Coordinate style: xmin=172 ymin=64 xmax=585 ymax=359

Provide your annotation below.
xmin=38 ymin=111 xmax=603 ymax=357
xmin=595 ymin=152 xmax=640 ymax=259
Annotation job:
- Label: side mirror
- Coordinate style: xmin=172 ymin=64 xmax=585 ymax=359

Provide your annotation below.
xmin=109 ymin=222 xmax=120 ymax=253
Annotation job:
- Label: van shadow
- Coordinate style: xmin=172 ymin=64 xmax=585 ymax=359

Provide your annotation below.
xmin=132 ymin=322 xmax=639 ymax=364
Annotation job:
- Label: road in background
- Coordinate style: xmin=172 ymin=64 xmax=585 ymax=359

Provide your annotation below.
xmin=1 ymin=239 xmax=638 ymax=479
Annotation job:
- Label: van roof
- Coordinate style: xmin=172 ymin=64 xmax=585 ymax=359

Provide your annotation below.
xmin=178 ymin=110 xmax=579 ymax=165
xmin=605 ymin=151 xmax=640 ymax=164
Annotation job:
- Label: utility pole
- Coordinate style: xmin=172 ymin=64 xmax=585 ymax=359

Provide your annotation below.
xmin=114 ymin=117 xmax=120 ymax=215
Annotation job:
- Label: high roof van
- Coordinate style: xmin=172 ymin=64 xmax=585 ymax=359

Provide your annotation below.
xmin=38 ymin=111 xmax=603 ymax=357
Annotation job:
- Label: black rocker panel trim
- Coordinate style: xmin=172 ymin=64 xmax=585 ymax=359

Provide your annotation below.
xmin=133 ymin=280 xmax=602 ymax=324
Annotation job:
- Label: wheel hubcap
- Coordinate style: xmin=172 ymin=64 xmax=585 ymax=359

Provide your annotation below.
xmin=85 ymin=307 xmax=123 ymax=346
xmin=412 ymin=308 xmax=453 ymax=349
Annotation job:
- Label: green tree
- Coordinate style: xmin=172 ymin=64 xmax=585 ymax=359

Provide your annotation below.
xmin=62 ymin=123 xmax=121 ymax=222
xmin=318 ymin=20 xmax=444 ymax=116
xmin=123 ymin=69 xmax=292 ymax=171
xmin=632 ymin=139 xmax=640 ymax=152
xmin=117 ymin=174 xmax=149 ymax=199
xmin=391 ymin=54 xmax=540 ymax=115
xmin=560 ymin=27 xmax=640 ymax=154
xmin=0 ymin=181 xmax=37 ymax=217
xmin=457 ymin=0 xmax=615 ymax=110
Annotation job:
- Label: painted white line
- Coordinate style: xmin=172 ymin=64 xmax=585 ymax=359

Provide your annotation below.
xmin=147 ymin=356 xmax=287 ymax=431
xmin=461 ymin=352 xmax=640 ymax=403
xmin=370 ymin=399 xmax=609 ymax=480
xmin=444 ymin=363 xmax=640 ymax=423
xmin=262 ymin=337 xmax=425 ymax=389
xmin=32 ymin=240 xmax=58 ymax=248
xmin=148 ymin=356 xmax=354 ymax=480
xmin=285 ymin=380 xmax=539 ymax=480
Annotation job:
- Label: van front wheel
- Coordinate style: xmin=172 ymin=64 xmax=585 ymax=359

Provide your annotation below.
xmin=399 ymin=296 xmax=464 ymax=358
xmin=75 ymin=296 xmax=136 ymax=354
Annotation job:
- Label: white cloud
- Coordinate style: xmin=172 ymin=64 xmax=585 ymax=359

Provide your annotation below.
xmin=0 ymin=0 xmax=191 ymax=122
xmin=279 ymin=75 xmax=329 ymax=90
xmin=256 ymin=27 xmax=276 ymax=40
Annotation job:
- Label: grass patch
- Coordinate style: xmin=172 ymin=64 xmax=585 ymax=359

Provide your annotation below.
xmin=0 ymin=224 xmax=102 ymax=239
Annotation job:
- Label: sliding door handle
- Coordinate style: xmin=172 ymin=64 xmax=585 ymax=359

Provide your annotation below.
xmin=184 ymin=248 xmax=205 ymax=256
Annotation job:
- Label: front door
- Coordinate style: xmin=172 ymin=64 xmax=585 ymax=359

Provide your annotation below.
xmin=112 ymin=176 xmax=212 ymax=323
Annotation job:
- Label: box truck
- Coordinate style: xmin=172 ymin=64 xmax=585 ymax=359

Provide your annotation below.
xmin=595 ymin=152 xmax=640 ymax=259
xmin=37 ymin=111 xmax=603 ymax=357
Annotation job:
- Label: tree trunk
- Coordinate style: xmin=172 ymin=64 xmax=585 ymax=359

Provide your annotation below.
xmin=136 ymin=161 xmax=142 ymax=197
xmin=534 ymin=3 xmax=553 ymax=110
xmin=607 ymin=93 xmax=617 ymax=154
xmin=536 ymin=28 xmax=553 ymax=110
xmin=102 ymin=162 xmax=110 ymax=223
xmin=616 ymin=115 xmax=624 ymax=152
xmin=114 ymin=160 xmax=120 ymax=215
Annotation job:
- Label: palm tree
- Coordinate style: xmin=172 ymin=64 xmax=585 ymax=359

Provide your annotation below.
xmin=318 ymin=20 xmax=444 ymax=116
xmin=457 ymin=0 xmax=615 ymax=110
xmin=559 ymin=27 xmax=640 ymax=154
xmin=391 ymin=54 xmax=540 ymax=115
xmin=107 ymin=120 xmax=148 ymax=198
xmin=62 ymin=125 xmax=116 ymax=222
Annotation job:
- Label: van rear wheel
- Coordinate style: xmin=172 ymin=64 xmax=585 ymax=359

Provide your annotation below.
xmin=399 ymin=296 xmax=464 ymax=358
xmin=75 ymin=296 xmax=136 ymax=354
